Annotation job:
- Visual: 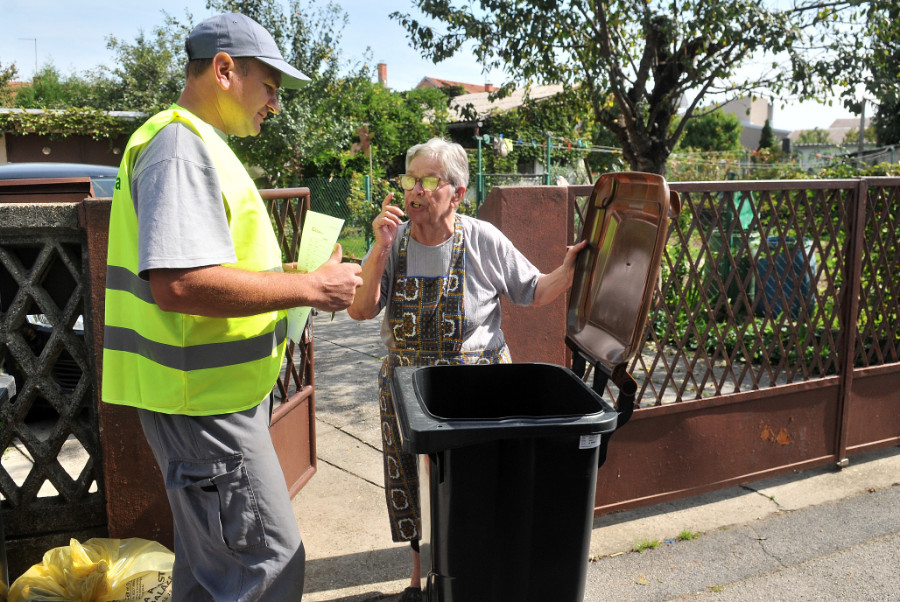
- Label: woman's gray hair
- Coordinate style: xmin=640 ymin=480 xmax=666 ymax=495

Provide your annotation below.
xmin=406 ymin=138 xmax=469 ymax=188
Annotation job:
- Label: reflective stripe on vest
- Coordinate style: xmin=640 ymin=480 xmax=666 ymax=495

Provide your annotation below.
xmin=104 ymin=321 xmax=287 ymax=372
xmin=102 ymin=105 xmax=287 ymax=415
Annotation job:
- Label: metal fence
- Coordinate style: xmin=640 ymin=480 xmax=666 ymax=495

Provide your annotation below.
xmin=295 ymin=177 xmax=355 ymax=226
xmin=563 ymin=177 xmax=900 ymax=514
xmin=858 ymin=145 xmax=899 ymax=166
xmin=570 ymin=178 xmax=899 ymax=407
xmin=480 ymin=173 xmax=545 ymax=203
xmin=476 ymin=171 xmax=591 ymax=207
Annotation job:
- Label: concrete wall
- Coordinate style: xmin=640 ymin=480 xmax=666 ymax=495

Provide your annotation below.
xmin=2 ymin=133 xmax=127 ymax=166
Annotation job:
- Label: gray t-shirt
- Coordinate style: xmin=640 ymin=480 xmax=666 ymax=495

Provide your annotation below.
xmin=131 ymin=122 xmax=236 ymax=279
xmin=366 ymin=214 xmax=542 ymax=352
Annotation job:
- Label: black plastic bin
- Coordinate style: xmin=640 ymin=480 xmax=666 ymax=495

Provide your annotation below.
xmin=391 ymin=363 xmax=618 ymax=602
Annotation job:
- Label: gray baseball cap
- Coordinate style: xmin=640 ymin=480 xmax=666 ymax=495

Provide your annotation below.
xmin=185 ymin=13 xmax=310 ymax=89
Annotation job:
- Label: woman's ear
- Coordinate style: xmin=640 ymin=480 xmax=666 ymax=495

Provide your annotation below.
xmin=452 ymin=185 xmax=467 ymax=207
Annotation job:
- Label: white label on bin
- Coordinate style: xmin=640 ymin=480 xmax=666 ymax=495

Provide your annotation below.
xmin=579 ymin=434 xmax=601 ymax=449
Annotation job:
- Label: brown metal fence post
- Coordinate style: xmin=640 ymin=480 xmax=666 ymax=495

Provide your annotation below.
xmin=834 ymin=179 xmax=869 ymax=466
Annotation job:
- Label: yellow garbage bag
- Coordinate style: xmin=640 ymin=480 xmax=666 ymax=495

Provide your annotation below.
xmin=9 ymin=537 xmax=173 ymax=602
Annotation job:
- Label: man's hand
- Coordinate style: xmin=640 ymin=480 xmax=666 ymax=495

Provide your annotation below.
xmin=308 ymin=244 xmax=364 ymax=312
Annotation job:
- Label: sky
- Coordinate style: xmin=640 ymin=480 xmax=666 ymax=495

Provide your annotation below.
xmin=0 ymin=0 xmax=858 ymax=133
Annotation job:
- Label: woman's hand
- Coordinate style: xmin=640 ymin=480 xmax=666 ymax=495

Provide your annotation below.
xmin=349 ymin=193 xmax=405 ymax=321
xmin=562 ymin=240 xmax=588 ymax=273
xmin=532 ymin=240 xmax=588 ymax=307
xmin=372 ymin=192 xmax=405 ymax=250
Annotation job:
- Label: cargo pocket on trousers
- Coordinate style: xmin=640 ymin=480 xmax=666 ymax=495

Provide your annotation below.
xmin=167 ymin=453 xmax=267 ymax=552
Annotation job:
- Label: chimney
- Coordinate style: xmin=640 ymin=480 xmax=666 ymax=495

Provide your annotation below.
xmin=484 ymin=83 xmax=495 ymax=92
xmin=377 ymin=62 xmax=387 ymax=87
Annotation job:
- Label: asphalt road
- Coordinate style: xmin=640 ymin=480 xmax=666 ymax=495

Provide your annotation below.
xmin=584 ymin=485 xmax=900 ymax=601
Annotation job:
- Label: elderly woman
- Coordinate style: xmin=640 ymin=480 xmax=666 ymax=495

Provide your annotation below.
xmin=347 ymin=138 xmax=585 ymax=601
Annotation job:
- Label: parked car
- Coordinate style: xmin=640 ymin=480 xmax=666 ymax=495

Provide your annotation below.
xmin=0 ymin=163 xmax=113 ymax=408
xmin=0 ymin=162 xmax=119 ymax=196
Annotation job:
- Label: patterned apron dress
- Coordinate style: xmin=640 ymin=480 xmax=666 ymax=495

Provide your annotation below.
xmin=378 ymin=216 xmax=511 ymax=542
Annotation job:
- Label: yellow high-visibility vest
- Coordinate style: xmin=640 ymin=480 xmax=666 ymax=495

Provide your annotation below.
xmin=102 ymin=105 xmax=286 ymax=415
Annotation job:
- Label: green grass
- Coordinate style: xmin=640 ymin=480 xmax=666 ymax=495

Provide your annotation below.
xmin=678 ymin=529 xmax=701 ymax=541
xmin=633 ymin=538 xmax=660 ymax=553
xmin=338 ymin=232 xmax=368 ymax=260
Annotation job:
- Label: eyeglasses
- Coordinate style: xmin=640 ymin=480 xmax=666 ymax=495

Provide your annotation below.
xmin=399 ymin=174 xmax=448 ymax=192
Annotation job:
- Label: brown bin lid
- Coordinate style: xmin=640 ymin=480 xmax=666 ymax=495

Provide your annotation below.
xmin=566 ymin=172 xmax=679 ymax=371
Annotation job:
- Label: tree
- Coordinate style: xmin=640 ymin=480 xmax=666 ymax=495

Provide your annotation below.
xmin=0 ymin=11 xmax=189 ymax=113
xmin=292 ymin=73 xmax=451 ymax=179
xmin=874 ymin=94 xmax=900 ymax=146
xmin=438 ymin=84 xmax=468 ymax=99
xmin=391 ymin=1 xmax=817 ymax=175
xmin=842 ymin=126 xmax=877 ymax=146
xmin=9 ymin=64 xmax=99 ymax=109
xmin=796 ymin=128 xmax=832 ymax=145
xmin=95 ymin=12 xmax=193 ymax=112
xmin=803 ymin=1 xmax=900 ymax=145
xmin=870 ymin=6 xmax=900 ymax=145
xmin=677 ymin=110 xmax=743 ymax=152
xmin=463 ymin=86 xmax=611 ymax=177
xmin=758 ymin=119 xmax=777 ymax=151
xmin=0 ymin=61 xmax=18 ymax=106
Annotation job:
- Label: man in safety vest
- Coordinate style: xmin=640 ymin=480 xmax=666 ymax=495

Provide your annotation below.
xmin=102 ymin=13 xmax=363 ymax=601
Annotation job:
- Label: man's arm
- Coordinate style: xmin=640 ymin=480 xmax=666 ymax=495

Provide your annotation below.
xmin=149 ymin=244 xmax=362 ymax=317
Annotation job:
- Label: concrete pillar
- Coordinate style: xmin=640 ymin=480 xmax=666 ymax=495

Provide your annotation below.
xmin=477 ymin=186 xmax=571 ymax=366
xmin=79 ymin=199 xmax=174 ymax=549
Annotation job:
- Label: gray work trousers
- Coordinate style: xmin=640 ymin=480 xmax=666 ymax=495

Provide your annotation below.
xmin=139 ymin=397 xmax=305 ymax=601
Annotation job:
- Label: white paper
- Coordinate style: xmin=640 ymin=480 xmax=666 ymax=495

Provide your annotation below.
xmin=286 ymin=211 xmax=345 ymax=343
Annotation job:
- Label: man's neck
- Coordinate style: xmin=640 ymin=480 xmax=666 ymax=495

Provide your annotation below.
xmin=176 ymin=87 xmax=225 ymax=132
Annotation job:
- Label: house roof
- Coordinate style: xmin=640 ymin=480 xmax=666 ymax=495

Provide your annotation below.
xmin=448 ymin=84 xmax=565 ymax=121
xmin=415 ymin=77 xmax=493 ymax=94
xmin=829 ymin=118 xmax=870 ymax=129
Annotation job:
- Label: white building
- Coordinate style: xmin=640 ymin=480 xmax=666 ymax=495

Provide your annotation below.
xmin=717 ymin=97 xmax=791 ymax=150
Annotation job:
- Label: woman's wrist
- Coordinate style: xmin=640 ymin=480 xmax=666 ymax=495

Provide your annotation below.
xmin=370 ymin=239 xmax=393 ymax=257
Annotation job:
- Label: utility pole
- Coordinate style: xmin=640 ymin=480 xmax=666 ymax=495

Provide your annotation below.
xmin=545 ymin=134 xmax=552 ymax=185
xmin=475 ymin=121 xmax=485 ymax=207
xmin=18 ymin=38 xmax=37 ymax=79
xmin=857 ymin=99 xmax=866 ymax=169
